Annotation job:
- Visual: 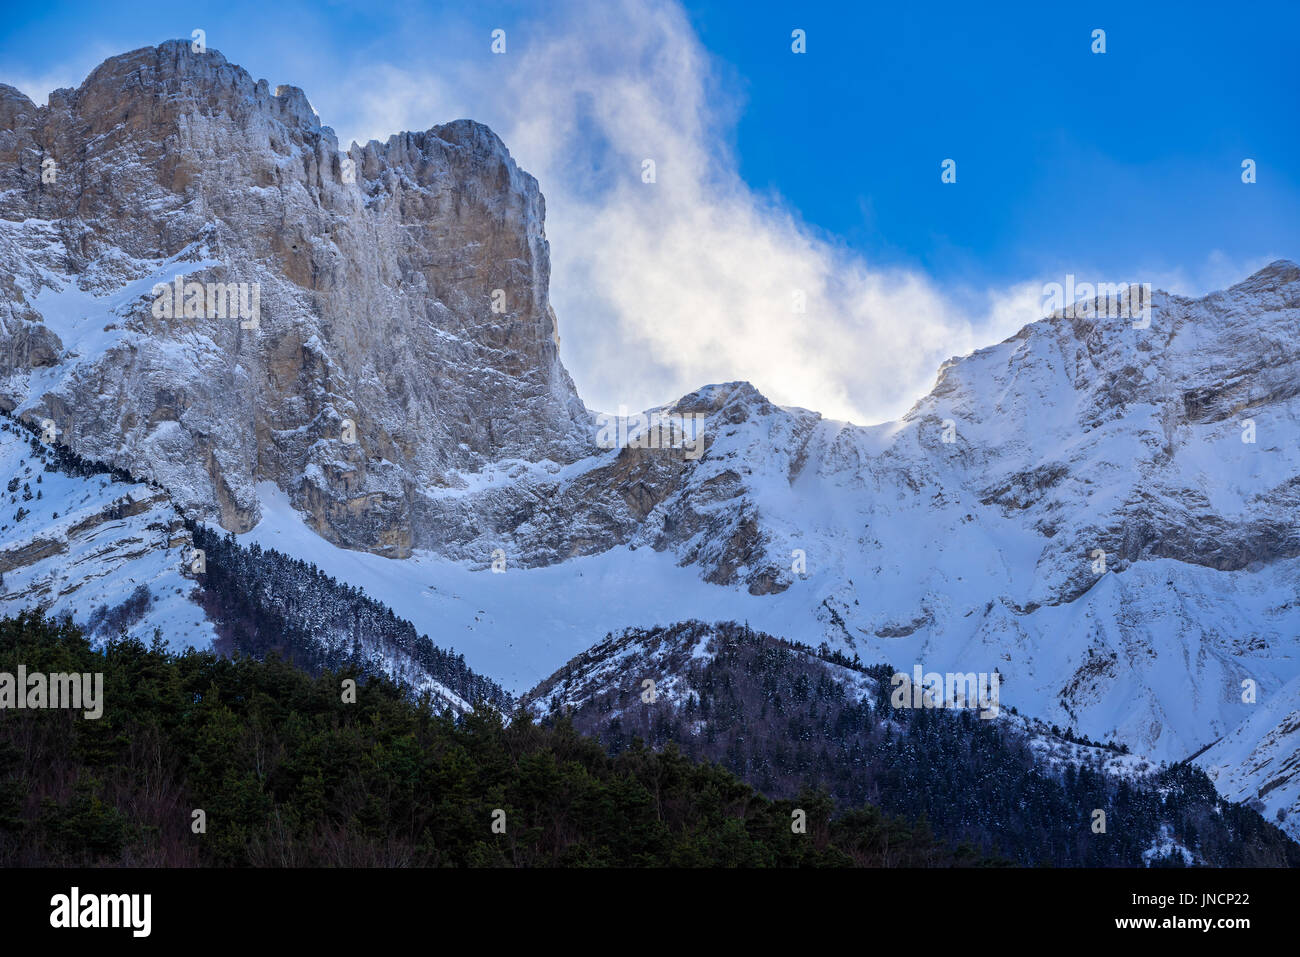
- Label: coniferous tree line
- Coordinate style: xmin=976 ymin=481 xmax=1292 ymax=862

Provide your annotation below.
xmin=188 ymin=522 xmax=512 ymax=711
xmin=1 ymin=414 xmax=136 ymax=485
xmin=530 ymin=620 xmax=1300 ymax=868
xmin=0 ymin=612 xmax=990 ymax=867
xmin=1 ymin=409 xmax=509 ymax=712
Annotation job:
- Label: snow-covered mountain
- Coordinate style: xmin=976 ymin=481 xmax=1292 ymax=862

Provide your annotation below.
xmin=518 ymin=620 xmax=1298 ymax=866
xmin=0 ymin=40 xmax=588 ymax=554
xmin=1 ymin=42 xmax=1297 ymax=840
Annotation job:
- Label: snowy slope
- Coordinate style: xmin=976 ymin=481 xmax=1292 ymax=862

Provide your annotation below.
xmin=0 ymin=417 xmax=487 ymax=715
xmin=234 ymin=481 xmax=773 ymax=693
xmin=1199 ymin=672 xmax=1300 ymax=836
xmin=514 ymin=619 xmax=1296 ymax=865
xmin=226 ymin=266 xmax=1300 ymax=839
xmin=0 ymin=419 xmax=214 ymax=650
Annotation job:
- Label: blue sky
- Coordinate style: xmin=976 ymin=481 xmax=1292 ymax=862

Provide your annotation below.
xmin=686 ymin=1 xmax=1299 ymax=288
xmin=2 ymin=0 xmax=1296 ymax=421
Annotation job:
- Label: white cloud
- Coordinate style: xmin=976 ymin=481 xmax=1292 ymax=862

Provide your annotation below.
xmin=321 ymin=0 xmax=1051 ymax=424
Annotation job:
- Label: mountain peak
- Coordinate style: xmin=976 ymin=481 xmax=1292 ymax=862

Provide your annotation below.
xmin=0 ymin=41 xmax=587 ymax=556
xmin=1225 ymin=258 xmax=1300 ymax=295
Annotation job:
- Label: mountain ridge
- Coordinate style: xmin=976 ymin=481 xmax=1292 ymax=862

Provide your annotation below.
xmin=2 ymin=41 xmax=1298 ymax=841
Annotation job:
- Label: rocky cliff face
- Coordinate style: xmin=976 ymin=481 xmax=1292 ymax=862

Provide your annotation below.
xmin=0 ymin=40 xmax=589 ymax=557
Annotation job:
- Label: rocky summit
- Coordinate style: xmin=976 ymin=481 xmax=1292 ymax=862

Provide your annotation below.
xmin=0 ymin=40 xmax=589 ymax=557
